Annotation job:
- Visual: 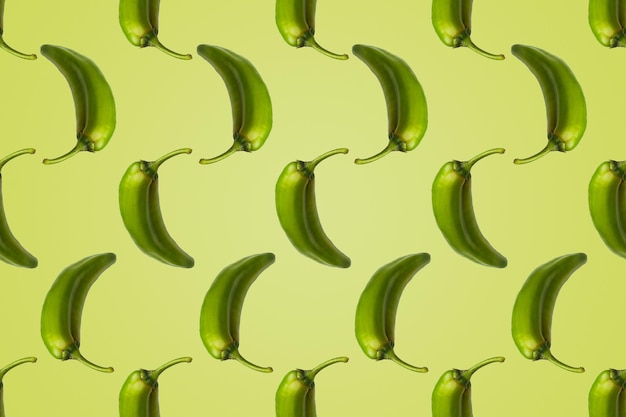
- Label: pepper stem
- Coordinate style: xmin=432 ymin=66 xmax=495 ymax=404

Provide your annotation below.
xmin=540 ymin=349 xmax=584 ymax=373
xmin=513 ymin=141 xmax=559 ymax=165
xmin=305 ymin=356 xmax=349 ymax=381
xmin=304 ymin=37 xmax=348 ymax=60
xmin=613 ymin=30 xmax=626 ymax=47
xmin=0 ymin=148 xmax=35 ymax=172
xmin=0 ymin=36 xmax=36 ymax=60
xmin=461 ymin=356 xmax=505 ymax=380
xmin=199 ymin=141 xmax=244 ymax=165
xmin=355 ymin=141 xmax=398 ymax=165
xmin=383 ymin=348 xmax=428 ymax=373
xmin=460 ymin=147 xmax=505 ymax=173
xmin=148 ymin=36 xmax=192 ymax=60
xmin=460 ymin=37 xmax=505 ymax=60
xmin=611 ymin=160 xmax=626 ymax=179
xmin=305 ymin=148 xmax=349 ymax=172
xmin=70 ymin=349 xmax=114 ymax=373
xmin=612 ymin=369 xmax=626 ymax=387
xmin=228 ymin=349 xmax=272 ymax=373
xmin=149 ymin=356 xmax=192 ymax=380
xmin=0 ymin=357 xmax=36 ymax=381
xmin=42 ymin=141 xmax=88 ymax=165
xmin=149 ymin=148 xmax=192 ymax=171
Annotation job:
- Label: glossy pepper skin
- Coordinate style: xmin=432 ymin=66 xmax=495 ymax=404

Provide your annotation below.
xmin=589 ymin=368 xmax=626 ymax=417
xmin=200 ymin=253 xmax=275 ymax=373
xmin=0 ymin=357 xmax=36 ymax=417
xmin=355 ymin=253 xmax=430 ymax=373
xmin=352 ymin=44 xmax=428 ymax=165
xmin=511 ymin=44 xmax=586 ymax=164
xmin=275 ymin=148 xmax=350 ymax=268
xmin=276 ymin=356 xmax=348 ymax=417
xmin=119 ymin=148 xmax=194 ymax=268
xmin=119 ymin=357 xmax=191 ymax=417
xmin=432 ymin=148 xmax=507 ymax=268
xmin=40 ymin=45 xmax=116 ymax=165
xmin=432 ymin=356 xmax=504 ymax=417
xmin=196 ymin=45 xmax=273 ymax=165
xmin=511 ymin=253 xmax=586 ymax=373
xmin=0 ymin=1 xmax=35 ymax=59
xmin=40 ymin=253 xmax=116 ymax=373
xmin=275 ymin=0 xmax=348 ymax=60
xmin=589 ymin=0 xmax=626 ymax=47
xmin=589 ymin=160 xmax=626 ymax=258
xmin=432 ymin=0 xmax=505 ymax=60
xmin=119 ymin=0 xmax=191 ymax=59
xmin=0 ymin=149 xmax=37 ymax=268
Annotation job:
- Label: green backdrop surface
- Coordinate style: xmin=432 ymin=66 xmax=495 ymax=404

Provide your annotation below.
xmin=0 ymin=1 xmax=618 ymax=416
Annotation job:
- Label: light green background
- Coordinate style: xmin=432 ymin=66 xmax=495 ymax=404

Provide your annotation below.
xmin=0 ymin=0 xmax=620 ymax=416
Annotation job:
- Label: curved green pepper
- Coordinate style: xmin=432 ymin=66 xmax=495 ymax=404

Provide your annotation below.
xmin=589 ymin=0 xmax=626 ymax=47
xmin=40 ymin=45 xmax=116 ymax=164
xmin=0 ymin=148 xmax=37 ymax=268
xmin=119 ymin=357 xmax=192 ymax=417
xmin=589 ymin=160 xmax=626 ymax=258
xmin=511 ymin=253 xmax=586 ymax=373
xmin=352 ymin=44 xmax=428 ymax=165
xmin=0 ymin=1 xmax=35 ymax=59
xmin=432 ymin=0 xmax=505 ymax=59
xmin=589 ymin=368 xmax=626 ymax=417
xmin=432 ymin=148 xmax=507 ymax=268
xmin=119 ymin=0 xmax=191 ymax=59
xmin=432 ymin=356 xmax=505 ymax=417
xmin=196 ymin=45 xmax=272 ymax=164
xmin=0 ymin=357 xmax=36 ymax=417
xmin=200 ymin=253 xmax=275 ymax=373
xmin=275 ymin=0 xmax=348 ymax=60
xmin=276 ymin=356 xmax=348 ymax=417
xmin=40 ymin=253 xmax=116 ymax=373
xmin=119 ymin=148 xmax=194 ymax=268
xmin=275 ymin=148 xmax=350 ymax=268
xmin=511 ymin=44 xmax=586 ymax=164
xmin=355 ymin=253 xmax=430 ymax=372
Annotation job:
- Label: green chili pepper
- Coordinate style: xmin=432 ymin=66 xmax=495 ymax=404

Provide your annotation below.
xmin=432 ymin=0 xmax=504 ymax=60
xmin=355 ymin=253 xmax=430 ymax=373
xmin=196 ymin=45 xmax=273 ymax=165
xmin=119 ymin=356 xmax=192 ymax=417
xmin=0 ymin=149 xmax=37 ymax=268
xmin=432 ymin=148 xmax=507 ymax=268
xmin=40 ymin=45 xmax=116 ymax=165
xmin=432 ymin=356 xmax=505 ymax=417
xmin=589 ymin=0 xmax=626 ymax=47
xmin=0 ymin=1 xmax=35 ymax=60
xmin=0 ymin=357 xmax=36 ymax=417
xmin=276 ymin=356 xmax=348 ymax=417
xmin=40 ymin=253 xmax=116 ymax=373
xmin=352 ymin=44 xmax=428 ymax=165
xmin=275 ymin=0 xmax=348 ymax=60
xmin=511 ymin=44 xmax=587 ymax=165
xmin=589 ymin=368 xmax=626 ymax=417
xmin=275 ymin=148 xmax=350 ymax=268
xmin=589 ymin=160 xmax=626 ymax=258
xmin=119 ymin=148 xmax=194 ymax=268
xmin=511 ymin=253 xmax=586 ymax=373
xmin=199 ymin=253 xmax=275 ymax=373
xmin=119 ymin=0 xmax=191 ymax=60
